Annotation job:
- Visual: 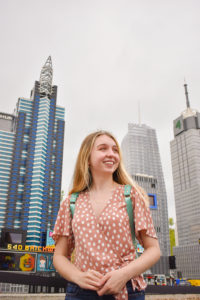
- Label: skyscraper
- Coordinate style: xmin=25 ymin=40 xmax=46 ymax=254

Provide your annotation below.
xmin=0 ymin=57 xmax=65 ymax=246
xmin=170 ymin=84 xmax=200 ymax=278
xmin=121 ymin=124 xmax=170 ymax=260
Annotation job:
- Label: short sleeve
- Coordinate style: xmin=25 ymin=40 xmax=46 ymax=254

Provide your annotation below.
xmin=52 ymin=196 xmax=74 ymax=254
xmin=131 ymin=188 xmax=157 ymax=240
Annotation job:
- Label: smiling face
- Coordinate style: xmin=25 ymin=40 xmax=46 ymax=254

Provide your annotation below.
xmin=89 ymin=134 xmax=120 ymax=177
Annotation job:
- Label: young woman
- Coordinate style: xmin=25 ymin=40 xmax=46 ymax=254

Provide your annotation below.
xmin=53 ymin=131 xmax=160 ymax=300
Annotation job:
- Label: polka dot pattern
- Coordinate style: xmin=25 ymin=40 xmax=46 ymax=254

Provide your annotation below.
xmin=53 ymin=185 xmax=157 ymax=300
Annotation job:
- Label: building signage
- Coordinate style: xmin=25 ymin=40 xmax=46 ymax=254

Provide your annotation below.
xmin=0 ymin=250 xmax=56 ymax=273
xmin=173 ymin=116 xmax=184 ymax=136
xmin=0 ymin=251 xmax=36 ymax=272
xmin=36 ymin=253 xmax=55 ymax=272
xmin=7 ymin=244 xmax=55 ymax=252
xmin=46 ymin=230 xmax=55 ymax=247
xmin=0 ymin=113 xmax=13 ymax=120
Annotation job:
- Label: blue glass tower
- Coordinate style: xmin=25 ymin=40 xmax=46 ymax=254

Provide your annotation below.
xmin=0 ymin=57 xmax=65 ymax=246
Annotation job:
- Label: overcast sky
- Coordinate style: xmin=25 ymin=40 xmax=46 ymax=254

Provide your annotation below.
xmin=0 ymin=0 xmax=200 ymax=220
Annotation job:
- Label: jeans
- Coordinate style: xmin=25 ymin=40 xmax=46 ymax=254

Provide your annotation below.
xmin=65 ymin=281 xmax=145 ymax=300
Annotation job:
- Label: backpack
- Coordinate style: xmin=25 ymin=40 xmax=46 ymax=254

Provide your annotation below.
xmin=70 ymin=184 xmax=138 ymax=252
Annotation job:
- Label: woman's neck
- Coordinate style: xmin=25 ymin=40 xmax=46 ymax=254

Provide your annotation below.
xmin=90 ymin=174 xmax=117 ymax=192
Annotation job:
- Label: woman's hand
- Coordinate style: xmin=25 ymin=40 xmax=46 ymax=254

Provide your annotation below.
xmin=76 ymin=269 xmax=103 ymax=291
xmin=97 ymin=269 xmax=127 ymax=295
xmin=53 ymin=237 xmax=103 ymax=291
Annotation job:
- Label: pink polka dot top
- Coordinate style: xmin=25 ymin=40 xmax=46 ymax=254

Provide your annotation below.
xmin=53 ymin=185 xmax=157 ymax=300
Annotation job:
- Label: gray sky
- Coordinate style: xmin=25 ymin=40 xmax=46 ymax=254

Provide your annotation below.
xmin=1 ymin=0 xmax=200 ymax=220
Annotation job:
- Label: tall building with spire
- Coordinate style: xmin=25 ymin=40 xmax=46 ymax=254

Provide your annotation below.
xmin=0 ymin=57 xmax=65 ymax=246
xmin=121 ymin=123 xmax=170 ymax=273
xmin=170 ymin=84 xmax=200 ymax=278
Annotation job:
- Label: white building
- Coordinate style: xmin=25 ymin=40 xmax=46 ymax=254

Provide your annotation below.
xmin=170 ymin=84 xmax=200 ymax=278
xmin=122 ymin=123 xmax=170 ymax=274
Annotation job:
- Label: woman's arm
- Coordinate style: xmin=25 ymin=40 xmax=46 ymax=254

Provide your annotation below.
xmin=53 ymin=236 xmax=103 ymax=290
xmin=97 ymin=231 xmax=161 ymax=295
xmin=121 ymin=231 xmax=161 ymax=280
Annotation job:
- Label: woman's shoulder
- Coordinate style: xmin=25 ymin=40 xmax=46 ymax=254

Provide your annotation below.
xmin=113 ymin=184 xmax=136 ymax=199
xmin=114 ymin=183 xmax=136 ymax=193
xmin=119 ymin=183 xmax=137 ymax=195
xmin=59 ymin=195 xmax=71 ymax=208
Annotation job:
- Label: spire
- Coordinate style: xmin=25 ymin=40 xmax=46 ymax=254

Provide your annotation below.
xmin=183 ymin=81 xmax=190 ymax=108
xmin=181 ymin=81 xmax=198 ymax=119
xmin=39 ymin=56 xmax=53 ymax=98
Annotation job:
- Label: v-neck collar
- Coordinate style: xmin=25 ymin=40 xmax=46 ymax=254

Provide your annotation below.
xmin=86 ymin=184 xmax=121 ymax=221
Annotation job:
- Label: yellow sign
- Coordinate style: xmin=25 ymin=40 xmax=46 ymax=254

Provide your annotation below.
xmin=19 ymin=253 xmax=35 ymax=272
xmin=7 ymin=244 xmax=55 ymax=252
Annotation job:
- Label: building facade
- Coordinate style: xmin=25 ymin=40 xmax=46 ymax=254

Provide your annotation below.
xmin=121 ymin=123 xmax=170 ymax=261
xmin=170 ymin=84 xmax=200 ymax=278
xmin=0 ymin=57 xmax=65 ymax=246
xmin=0 ymin=113 xmax=16 ymax=241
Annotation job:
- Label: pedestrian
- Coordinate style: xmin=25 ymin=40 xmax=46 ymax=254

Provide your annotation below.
xmin=53 ymin=130 xmax=160 ymax=300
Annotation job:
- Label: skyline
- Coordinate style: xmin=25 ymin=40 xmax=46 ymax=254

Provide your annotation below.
xmin=1 ymin=0 xmax=200 ymax=221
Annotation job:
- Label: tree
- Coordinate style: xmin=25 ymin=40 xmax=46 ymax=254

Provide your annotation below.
xmin=169 ymin=218 xmax=176 ymax=255
xmin=169 ymin=217 xmax=174 ymax=227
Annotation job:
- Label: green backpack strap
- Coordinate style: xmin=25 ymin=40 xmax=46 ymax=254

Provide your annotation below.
xmin=70 ymin=192 xmax=79 ymax=217
xmin=124 ymin=184 xmax=138 ymax=256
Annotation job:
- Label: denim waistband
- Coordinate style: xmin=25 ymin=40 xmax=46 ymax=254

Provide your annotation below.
xmin=65 ymin=280 xmax=145 ymax=299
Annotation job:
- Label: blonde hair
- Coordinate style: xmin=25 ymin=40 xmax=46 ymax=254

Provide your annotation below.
xmin=69 ymin=130 xmax=149 ymax=206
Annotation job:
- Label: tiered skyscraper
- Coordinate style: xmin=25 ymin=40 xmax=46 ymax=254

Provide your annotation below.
xmin=170 ymin=84 xmax=200 ymax=278
xmin=122 ymin=123 xmax=170 ymax=273
xmin=0 ymin=57 xmax=65 ymax=246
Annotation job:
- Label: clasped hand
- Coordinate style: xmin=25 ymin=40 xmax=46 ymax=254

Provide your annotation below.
xmin=78 ymin=269 xmax=127 ymax=295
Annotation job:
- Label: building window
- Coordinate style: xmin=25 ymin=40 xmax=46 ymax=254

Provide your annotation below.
xmin=148 ymin=193 xmax=157 ymax=209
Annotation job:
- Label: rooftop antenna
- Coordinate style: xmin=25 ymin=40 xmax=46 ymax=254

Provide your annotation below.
xmin=183 ymin=79 xmax=190 ymax=108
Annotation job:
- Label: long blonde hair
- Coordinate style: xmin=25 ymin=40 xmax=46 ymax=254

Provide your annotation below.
xmin=69 ymin=130 xmax=149 ymax=206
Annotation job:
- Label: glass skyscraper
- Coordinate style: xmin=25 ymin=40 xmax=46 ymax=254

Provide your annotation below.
xmin=121 ymin=124 xmax=170 ymax=261
xmin=0 ymin=57 xmax=65 ymax=246
xmin=170 ymin=84 xmax=200 ymax=278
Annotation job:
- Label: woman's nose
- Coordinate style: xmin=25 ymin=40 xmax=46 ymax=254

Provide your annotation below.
xmin=106 ymin=148 xmax=115 ymax=156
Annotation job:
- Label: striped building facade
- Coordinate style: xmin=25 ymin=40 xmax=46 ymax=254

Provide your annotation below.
xmin=0 ymin=57 xmax=65 ymax=246
xmin=0 ymin=117 xmax=15 ymax=237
